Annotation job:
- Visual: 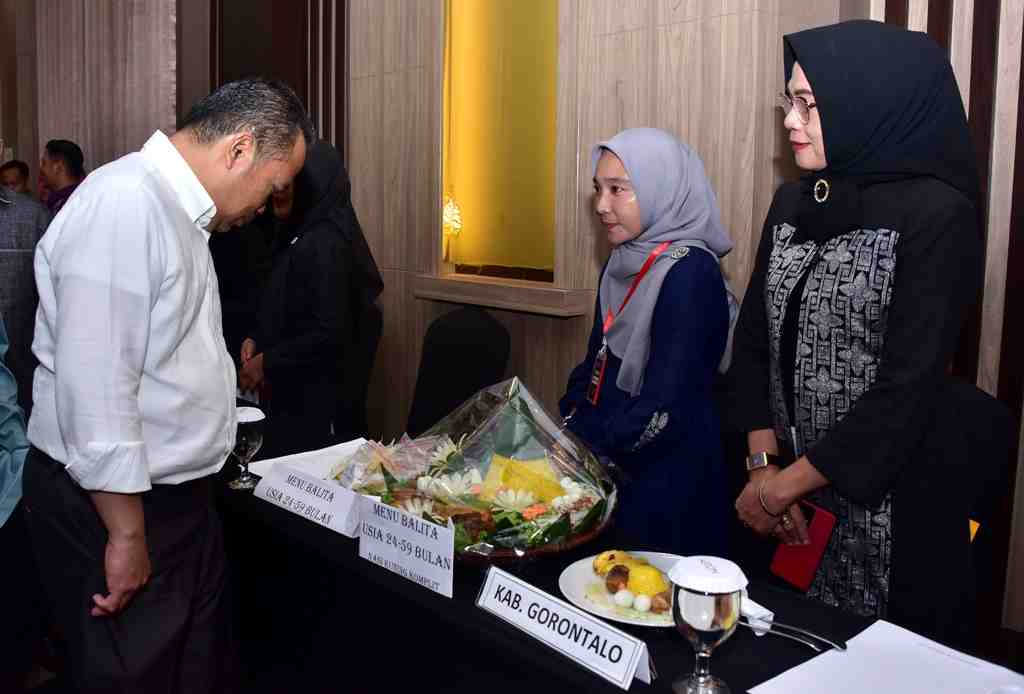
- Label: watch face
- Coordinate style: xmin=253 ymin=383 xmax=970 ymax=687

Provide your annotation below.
xmin=746 ymin=453 xmax=768 ymax=471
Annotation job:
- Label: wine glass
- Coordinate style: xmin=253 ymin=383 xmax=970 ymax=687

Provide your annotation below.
xmin=668 ymin=557 xmax=747 ymax=694
xmin=228 ymin=406 xmax=265 ymax=490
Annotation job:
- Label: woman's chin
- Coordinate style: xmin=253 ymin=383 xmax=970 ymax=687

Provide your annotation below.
xmin=794 ymin=152 xmax=827 ymax=172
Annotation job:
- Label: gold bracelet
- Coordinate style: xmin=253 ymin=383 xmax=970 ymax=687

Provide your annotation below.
xmin=758 ymin=481 xmax=782 ymax=517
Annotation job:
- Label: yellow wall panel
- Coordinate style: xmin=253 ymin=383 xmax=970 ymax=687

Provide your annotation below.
xmin=443 ymin=0 xmax=557 ymax=272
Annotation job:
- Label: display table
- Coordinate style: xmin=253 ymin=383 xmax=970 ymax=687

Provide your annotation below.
xmin=217 ymin=480 xmax=872 ymax=694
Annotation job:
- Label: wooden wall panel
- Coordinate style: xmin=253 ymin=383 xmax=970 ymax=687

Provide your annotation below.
xmin=14 ymin=0 xmax=38 ymax=184
xmin=950 ymin=0 xmax=975 ymax=109
xmin=554 ymin=0 xmax=582 ymax=289
xmin=707 ymin=12 xmax=760 ymax=293
xmin=365 ymin=269 xmax=414 ymax=438
xmin=977 ymin=1 xmax=1023 ymax=396
xmin=348 ymin=0 xmax=441 ymax=440
xmin=908 ymin=0 xmax=929 ymax=30
xmin=349 ymin=76 xmax=386 ymax=266
xmin=348 ymin=0 xmax=382 ymax=80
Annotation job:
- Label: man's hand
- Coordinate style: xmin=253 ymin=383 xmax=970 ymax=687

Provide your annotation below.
xmin=92 ymin=534 xmax=151 ymax=617
xmin=238 ymin=352 xmax=265 ymax=391
xmin=240 ymin=338 xmax=256 ymax=365
xmin=88 ymin=492 xmax=151 ymax=617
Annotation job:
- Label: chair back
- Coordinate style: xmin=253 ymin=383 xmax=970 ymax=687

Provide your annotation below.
xmin=406 ymin=306 xmax=510 ymax=437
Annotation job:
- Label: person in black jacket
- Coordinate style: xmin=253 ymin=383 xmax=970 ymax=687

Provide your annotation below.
xmin=730 ymin=21 xmax=986 ymax=645
xmin=238 ymin=140 xmax=383 ymax=458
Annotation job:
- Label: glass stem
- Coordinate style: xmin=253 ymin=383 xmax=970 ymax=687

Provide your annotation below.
xmin=694 ymin=651 xmax=712 ymax=682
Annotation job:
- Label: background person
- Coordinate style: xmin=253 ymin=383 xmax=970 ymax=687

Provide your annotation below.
xmin=239 ymin=140 xmax=383 ymax=457
xmin=39 ymin=139 xmax=86 ymax=215
xmin=0 ymin=159 xmax=32 ymax=196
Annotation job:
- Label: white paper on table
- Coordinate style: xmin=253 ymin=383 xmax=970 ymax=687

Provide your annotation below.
xmin=750 ymin=620 xmax=1024 ymax=694
xmin=249 ymin=438 xmax=366 ymax=480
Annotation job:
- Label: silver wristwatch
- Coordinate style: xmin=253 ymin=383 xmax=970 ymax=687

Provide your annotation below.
xmin=745 ymin=451 xmax=779 ymax=472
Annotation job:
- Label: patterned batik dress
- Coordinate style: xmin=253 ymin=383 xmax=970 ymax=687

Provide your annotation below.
xmin=764 ymin=222 xmax=899 ymax=617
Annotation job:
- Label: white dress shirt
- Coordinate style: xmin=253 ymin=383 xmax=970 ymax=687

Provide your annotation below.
xmin=29 ymin=131 xmax=237 ymax=493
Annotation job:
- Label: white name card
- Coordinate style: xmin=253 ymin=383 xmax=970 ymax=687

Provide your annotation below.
xmin=476 ymin=567 xmax=653 ymax=690
xmin=358 ymin=496 xmax=455 ymax=598
xmin=254 ymin=462 xmax=360 ymax=537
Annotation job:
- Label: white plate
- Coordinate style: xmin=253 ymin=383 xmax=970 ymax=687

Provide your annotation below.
xmin=558 ymin=551 xmax=683 ymax=628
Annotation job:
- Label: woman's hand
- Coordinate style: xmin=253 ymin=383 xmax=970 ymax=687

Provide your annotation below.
xmin=736 ymin=467 xmax=786 ymax=535
xmin=737 ymin=458 xmax=826 ymax=545
xmin=736 ymin=474 xmax=809 ymax=545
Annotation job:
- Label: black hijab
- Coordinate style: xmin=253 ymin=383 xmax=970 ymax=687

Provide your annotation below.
xmin=783 ymin=20 xmax=978 ymax=241
xmin=258 ymin=140 xmax=383 ymax=350
xmin=286 ymin=140 xmax=383 ymax=308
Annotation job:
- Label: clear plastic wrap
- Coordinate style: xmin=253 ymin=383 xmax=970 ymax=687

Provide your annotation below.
xmin=331 ymin=378 xmax=616 ymax=559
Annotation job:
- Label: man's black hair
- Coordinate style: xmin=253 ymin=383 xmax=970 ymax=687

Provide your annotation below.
xmin=178 ymin=77 xmax=315 ymax=160
xmin=0 ymin=159 xmax=30 ymax=181
xmin=44 ymin=141 xmax=85 ymax=179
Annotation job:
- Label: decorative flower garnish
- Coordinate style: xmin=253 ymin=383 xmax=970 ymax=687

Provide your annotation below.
xmin=417 ymin=469 xmax=483 ymax=498
xmin=402 ymin=497 xmax=434 ymax=517
xmin=428 ymin=434 xmax=468 ymax=475
xmin=552 ymin=476 xmax=599 ymax=523
xmin=494 ymin=488 xmax=537 ymax=512
xmin=432 ymin=438 xmax=459 ymax=465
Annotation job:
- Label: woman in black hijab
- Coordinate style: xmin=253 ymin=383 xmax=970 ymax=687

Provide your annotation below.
xmin=730 ymin=21 xmax=986 ymax=643
xmin=239 ymin=140 xmax=383 ymax=458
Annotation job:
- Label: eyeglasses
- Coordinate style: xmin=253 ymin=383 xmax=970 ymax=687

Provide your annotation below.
xmin=778 ymin=92 xmax=817 ymax=125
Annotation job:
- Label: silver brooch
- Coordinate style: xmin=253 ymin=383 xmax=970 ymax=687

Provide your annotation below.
xmin=670 ymin=247 xmax=690 ymax=260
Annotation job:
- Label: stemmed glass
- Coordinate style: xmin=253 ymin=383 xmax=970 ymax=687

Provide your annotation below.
xmin=668 ymin=557 xmax=747 ymax=694
xmin=228 ymin=406 xmax=265 ymax=490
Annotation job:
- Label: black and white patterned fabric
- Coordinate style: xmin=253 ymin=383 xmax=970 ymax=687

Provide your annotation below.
xmin=764 ymin=221 xmax=900 ymax=617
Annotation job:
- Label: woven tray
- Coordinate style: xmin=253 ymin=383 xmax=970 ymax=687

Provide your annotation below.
xmin=455 ymin=514 xmax=614 ymax=567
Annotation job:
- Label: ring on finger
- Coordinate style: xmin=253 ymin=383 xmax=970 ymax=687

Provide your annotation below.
xmin=781 ymin=513 xmax=794 ymax=530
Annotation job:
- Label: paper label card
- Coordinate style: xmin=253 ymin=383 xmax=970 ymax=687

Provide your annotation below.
xmin=358 ymin=496 xmax=455 ymax=598
xmin=254 ymin=463 xmax=360 ymax=537
xmin=476 ymin=567 xmax=653 ymax=690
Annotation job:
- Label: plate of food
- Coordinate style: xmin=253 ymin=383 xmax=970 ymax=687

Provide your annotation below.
xmin=558 ymin=550 xmax=681 ymax=627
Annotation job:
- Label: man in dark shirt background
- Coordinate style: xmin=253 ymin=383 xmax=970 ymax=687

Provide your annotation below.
xmin=39 ymin=140 xmax=85 ymax=215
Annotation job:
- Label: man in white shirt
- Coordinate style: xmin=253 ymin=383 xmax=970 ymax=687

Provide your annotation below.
xmin=23 ymin=77 xmax=312 ymax=693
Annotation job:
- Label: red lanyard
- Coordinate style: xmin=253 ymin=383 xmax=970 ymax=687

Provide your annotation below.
xmin=602 ymin=241 xmax=671 ymax=336
xmin=586 ymin=241 xmax=671 ymax=407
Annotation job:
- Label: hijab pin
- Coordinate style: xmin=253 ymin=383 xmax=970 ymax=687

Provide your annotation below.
xmin=813 ymin=179 xmax=830 ymax=204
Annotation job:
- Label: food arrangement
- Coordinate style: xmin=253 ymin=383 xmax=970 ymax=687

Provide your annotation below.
xmin=329 ymin=378 xmax=616 ymax=561
xmin=592 ymin=550 xmax=672 ymax=615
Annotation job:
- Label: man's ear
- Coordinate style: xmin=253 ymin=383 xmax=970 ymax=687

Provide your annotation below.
xmin=224 ymin=131 xmax=256 ymax=171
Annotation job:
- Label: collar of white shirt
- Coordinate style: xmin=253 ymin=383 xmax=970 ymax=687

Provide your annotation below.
xmin=141 ymin=130 xmax=218 ymax=235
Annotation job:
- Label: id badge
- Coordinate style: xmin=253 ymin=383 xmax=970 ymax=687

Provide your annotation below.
xmin=586 ymin=344 xmax=609 ymax=406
